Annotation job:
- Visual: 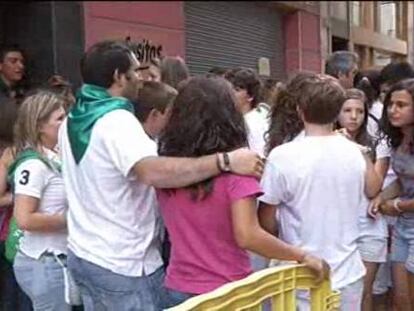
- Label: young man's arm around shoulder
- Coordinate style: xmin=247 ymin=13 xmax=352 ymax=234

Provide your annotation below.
xmin=134 ymin=148 xmax=264 ymax=188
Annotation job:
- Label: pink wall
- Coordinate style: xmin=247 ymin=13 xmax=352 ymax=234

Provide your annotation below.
xmin=284 ymin=10 xmax=321 ymax=74
xmin=83 ymin=1 xmax=185 ymax=58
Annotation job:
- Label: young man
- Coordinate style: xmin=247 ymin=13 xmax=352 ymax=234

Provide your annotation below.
xmin=59 ymin=40 xmax=263 ymax=311
xmin=259 ymin=74 xmax=370 ymax=310
xmin=0 ymin=45 xmax=26 ymax=102
xmin=225 ymin=67 xmax=268 ymax=157
xmin=141 ymin=58 xmax=161 ymax=82
xmin=134 ymin=80 xmax=177 ymax=266
xmin=135 ymin=80 xmax=177 ymax=139
xmin=325 ymin=51 xmax=359 ymax=89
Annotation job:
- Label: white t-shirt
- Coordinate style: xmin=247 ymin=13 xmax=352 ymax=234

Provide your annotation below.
xmin=259 ymin=135 xmax=366 ymax=290
xmin=244 ymin=103 xmax=271 ymax=157
xmin=59 ymin=109 xmax=163 ymax=277
xmin=14 ymin=148 xmax=67 ymax=259
xmin=350 ymin=102 xmax=389 ymax=239
xmin=368 ymin=101 xmax=396 ymax=187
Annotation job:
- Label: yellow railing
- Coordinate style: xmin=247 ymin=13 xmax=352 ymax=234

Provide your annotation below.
xmin=166 ymin=264 xmax=340 ymax=311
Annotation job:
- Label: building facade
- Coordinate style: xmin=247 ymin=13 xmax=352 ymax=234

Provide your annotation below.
xmin=323 ymin=1 xmax=413 ymax=69
xmin=0 ymin=1 xmax=412 ymax=88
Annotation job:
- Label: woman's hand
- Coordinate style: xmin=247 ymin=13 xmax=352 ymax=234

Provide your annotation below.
xmin=368 ymin=195 xmax=383 ymax=219
xmin=335 ymin=128 xmax=353 ymax=140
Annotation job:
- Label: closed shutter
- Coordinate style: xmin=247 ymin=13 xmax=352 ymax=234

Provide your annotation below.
xmin=185 ymin=1 xmax=284 ymax=79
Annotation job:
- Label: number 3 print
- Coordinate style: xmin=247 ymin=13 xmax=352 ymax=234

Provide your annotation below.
xmin=19 ymin=170 xmax=30 ymax=185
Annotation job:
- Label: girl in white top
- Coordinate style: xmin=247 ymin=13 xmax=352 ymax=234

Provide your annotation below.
xmin=11 ymin=90 xmax=69 ymax=311
xmin=335 ymin=89 xmax=387 ymax=311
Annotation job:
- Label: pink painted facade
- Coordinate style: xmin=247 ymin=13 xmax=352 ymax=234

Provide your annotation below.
xmin=284 ymin=10 xmax=322 ymax=74
xmin=83 ymin=2 xmax=322 ymax=75
xmin=83 ymin=1 xmax=186 ymax=59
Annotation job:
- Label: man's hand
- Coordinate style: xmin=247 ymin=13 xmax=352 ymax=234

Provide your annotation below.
xmin=379 ymin=200 xmax=401 ymax=217
xmin=228 ymin=148 xmax=264 ymax=178
xmin=300 ymin=254 xmax=331 ymax=284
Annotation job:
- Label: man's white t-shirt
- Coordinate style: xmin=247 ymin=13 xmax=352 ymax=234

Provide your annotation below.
xmin=259 ymin=135 xmax=366 ymax=290
xmin=59 ymin=109 xmax=163 ymax=277
xmin=244 ymin=103 xmax=271 ymax=157
xmin=14 ymin=148 xmax=67 ymax=259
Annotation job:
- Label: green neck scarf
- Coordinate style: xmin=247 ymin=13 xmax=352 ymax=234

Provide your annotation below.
xmin=67 ymin=84 xmax=133 ymax=164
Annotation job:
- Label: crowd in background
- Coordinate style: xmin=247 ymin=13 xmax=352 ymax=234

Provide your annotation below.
xmin=0 ymin=41 xmax=414 ymax=311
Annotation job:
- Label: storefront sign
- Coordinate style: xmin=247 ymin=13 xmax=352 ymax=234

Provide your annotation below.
xmin=125 ymin=36 xmax=163 ymax=64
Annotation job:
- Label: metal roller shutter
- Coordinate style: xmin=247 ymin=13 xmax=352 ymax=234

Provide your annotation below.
xmin=185 ymin=1 xmax=284 ymax=79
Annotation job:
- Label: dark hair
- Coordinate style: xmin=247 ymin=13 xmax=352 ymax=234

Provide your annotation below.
xmin=297 ymin=74 xmax=346 ymax=124
xmin=355 ymin=69 xmax=381 ymax=108
xmin=160 ymin=56 xmax=190 ymax=89
xmin=260 ymin=78 xmax=279 ymax=105
xmin=208 ymin=66 xmax=227 ymax=76
xmin=134 ymin=81 xmax=177 ymax=122
xmin=335 ymin=88 xmax=376 ymax=157
xmin=266 ymin=72 xmax=315 ymax=154
xmin=158 ymin=75 xmax=247 ymax=199
xmin=44 ymin=75 xmax=75 ymax=111
xmin=325 ymin=51 xmax=359 ymax=78
xmin=380 ymin=62 xmax=414 ymax=86
xmin=0 ymin=97 xmax=18 ymax=145
xmin=225 ymin=67 xmax=262 ymax=108
xmin=80 ymin=40 xmax=133 ymax=88
xmin=380 ymin=78 xmax=414 ymax=152
xmin=0 ymin=45 xmax=25 ymax=63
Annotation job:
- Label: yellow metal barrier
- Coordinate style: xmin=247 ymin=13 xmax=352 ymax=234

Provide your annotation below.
xmin=166 ymin=264 xmax=340 ymax=311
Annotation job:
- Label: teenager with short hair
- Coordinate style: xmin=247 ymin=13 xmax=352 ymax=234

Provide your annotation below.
xmin=259 ymin=73 xmax=374 ymax=311
xmin=0 ymin=45 xmax=26 ymax=102
xmin=135 ymin=81 xmax=177 ymax=139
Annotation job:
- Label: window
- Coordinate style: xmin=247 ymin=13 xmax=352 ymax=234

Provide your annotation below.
xmin=352 ymin=1 xmax=361 ymax=26
xmin=373 ymin=49 xmax=392 ymax=67
xmin=330 ymin=1 xmax=347 ymax=21
xmin=378 ymin=1 xmax=396 ymax=37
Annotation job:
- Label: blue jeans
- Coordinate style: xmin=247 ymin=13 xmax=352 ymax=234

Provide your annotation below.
xmin=67 ymin=250 xmax=164 ymax=311
xmin=13 ymin=251 xmax=70 ymax=311
xmin=162 ymin=288 xmax=195 ymax=309
xmin=391 ymin=216 xmax=414 ymax=273
xmin=0 ymin=242 xmax=32 ymax=311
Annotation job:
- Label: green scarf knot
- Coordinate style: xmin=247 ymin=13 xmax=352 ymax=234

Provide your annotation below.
xmin=67 ymin=84 xmax=134 ymax=164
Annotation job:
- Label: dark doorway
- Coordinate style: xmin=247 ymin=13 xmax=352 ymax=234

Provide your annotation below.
xmin=0 ymin=2 xmax=84 ymax=89
xmin=332 ymin=36 xmax=349 ymax=52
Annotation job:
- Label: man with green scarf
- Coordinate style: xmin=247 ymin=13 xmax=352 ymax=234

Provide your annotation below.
xmin=59 ymin=40 xmax=263 ymax=311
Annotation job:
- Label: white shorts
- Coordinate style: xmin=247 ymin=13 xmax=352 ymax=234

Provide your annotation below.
xmin=357 ymin=236 xmax=387 ymax=263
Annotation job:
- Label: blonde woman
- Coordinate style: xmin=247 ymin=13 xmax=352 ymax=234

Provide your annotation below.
xmin=11 ymin=90 xmax=69 ymax=311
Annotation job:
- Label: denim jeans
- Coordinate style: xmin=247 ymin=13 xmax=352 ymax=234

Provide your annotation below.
xmin=67 ymin=250 xmax=164 ymax=311
xmin=13 ymin=251 xmax=70 ymax=311
xmin=0 ymin=242 xmax=32 ymax=311
xmin=161 ymin=288 xmax=195 ymax=309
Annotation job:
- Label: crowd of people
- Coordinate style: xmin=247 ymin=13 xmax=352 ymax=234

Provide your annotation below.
xmin=0 ymin=40 xmax=413 ymax=311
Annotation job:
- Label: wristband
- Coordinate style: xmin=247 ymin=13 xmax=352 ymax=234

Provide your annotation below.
xmin=222 ymin=153 xmax=231 ymax=172
xmin=393 ymin=198 xmax=403 ymax=213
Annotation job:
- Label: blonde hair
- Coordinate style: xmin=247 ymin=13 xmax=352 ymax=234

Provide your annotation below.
xmin=14 ymin=90 xmax=64 ymax=155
